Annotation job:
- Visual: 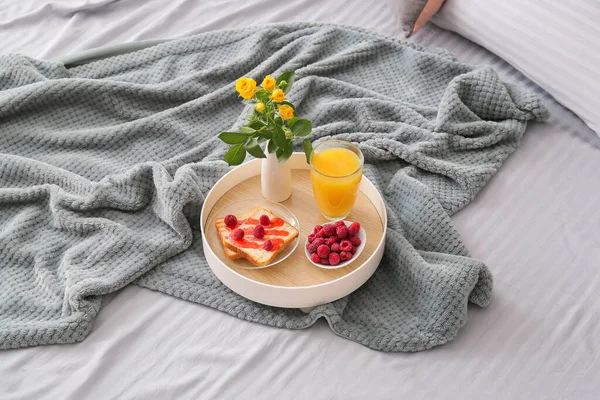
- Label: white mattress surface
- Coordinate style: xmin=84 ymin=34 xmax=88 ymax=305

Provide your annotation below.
xmin=1 ymin=1 xmax=599 ymax=399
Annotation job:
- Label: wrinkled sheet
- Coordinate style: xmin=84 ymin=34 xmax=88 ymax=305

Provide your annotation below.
xmin=0 ymin=0 xmax=599 ymax=399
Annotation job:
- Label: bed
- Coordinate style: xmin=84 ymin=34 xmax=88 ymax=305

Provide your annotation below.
xmin=1 ymin=0 xmax=599 ymax=398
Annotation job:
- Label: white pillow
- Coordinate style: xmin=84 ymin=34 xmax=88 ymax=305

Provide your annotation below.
xmin=432 ymin=0 xmax=600 ymax=136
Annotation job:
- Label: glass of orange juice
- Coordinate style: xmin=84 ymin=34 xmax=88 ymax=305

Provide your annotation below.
xmin=309 ymin=140 xmax=364 ymax=220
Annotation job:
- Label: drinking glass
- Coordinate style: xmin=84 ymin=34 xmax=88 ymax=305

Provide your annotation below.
xmin=309 ymin=140 xmax=364 ymax=220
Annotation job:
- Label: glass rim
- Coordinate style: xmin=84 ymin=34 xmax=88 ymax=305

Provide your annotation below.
xmin=309 ymin=139 xmax=364 ymax=179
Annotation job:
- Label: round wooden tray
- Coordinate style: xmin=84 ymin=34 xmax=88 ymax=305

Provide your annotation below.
xmin=200 ymin=153 xmax=387 ymax=308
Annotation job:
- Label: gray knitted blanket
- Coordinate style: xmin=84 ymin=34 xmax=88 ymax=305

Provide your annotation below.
xmin=0 ymin=23 xmax=547 ymax=351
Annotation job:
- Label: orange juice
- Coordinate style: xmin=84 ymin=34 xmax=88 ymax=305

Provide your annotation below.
xmin=310 ymin=144 xmax=363 ymax=219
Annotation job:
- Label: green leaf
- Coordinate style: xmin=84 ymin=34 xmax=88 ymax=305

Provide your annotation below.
xmin=218 ymin=131 xmax=249 ymax=145
xmin=277 ymin=71 xmax=295 ymax=93
xmin=290 ymin=118 xmax=312 ymax=137
xmin=276 ymin=139 xmax=294 ymax=163
xmin=258 ymin=128 xmax=272 ymax=143
xmin=256 ymin=129 xmax=271 ymax=143
xmin=239 ymin=126 xmax=256 ymax=134
xmin=272 ymin=124 xmax=287 ymax=150
xmin=255 ymin=91 xmax=269 ymax=103
xmin=246 ymin=138 xmax=266 ymax=159
xmin=286 ymin=117 xmax=298 ymax=127
xmin=249 ymin=121 xmax=265 ymax=130
xmin=224 ymin=144 xmax=246 ymax=166
xmin=267 ymin=139 xmax=278 ymax=154
xmin=302 ymin=139 xmax=313 ymax=164
xmin=259 ymin=127 xmax=272 ymax=137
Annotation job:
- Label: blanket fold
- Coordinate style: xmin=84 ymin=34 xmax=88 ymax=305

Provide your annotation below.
xmin=0 ymin=23 xmax=547 ymax=351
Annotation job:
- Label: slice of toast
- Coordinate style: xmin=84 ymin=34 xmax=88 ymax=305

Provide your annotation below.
xmin=224 ymin=245 xmax=241 ymax=260
xmin=215 ymin=206 xmax=299 ymax=267
xmin=218 ymin=208 xmax=256 ymax=260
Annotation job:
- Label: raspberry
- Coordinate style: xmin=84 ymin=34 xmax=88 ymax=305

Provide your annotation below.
xmin=322 ymin=223 xmax=336 ymax=237
xmin=350 ymin=236 xmax=361 ymax=246
xmin=324 ymin=238 xmax=334 ymax=246
xmin=313 ymin=225 xmax=323 ymax=234
xmin=351 ymin=246 xmax=357 ymax=254
xmin=328 ymin=252 xmax=341 ymax=266
xmin=224 ymin=214 xmax=237 ymax=227
xmin=263 ymin=239 xmax=273 ymax=251
xmin=308 ymin=243 xmax=319 ymax=253
xmin=318 ymin=228 xmax=327 ymax=237
xmin=310 ymin=253 xmax=320 ymax=263
xmin=259 ymin=215 xmax=270 ymax=226
xmin=348 ymin=222 xmax=360 ymax=237
xmin=320 ymin=258 xmax=329 ymax=265
xmin=340 ymin=240 xmax=352 ymax=252
xmin=253 ymin=225 xmax=265 ymax=238
xmin=331 ymin=243 xmax=340 ymax=253
xmin=317 ymin=244 xmax=330 ymax=258
xmin=340 ymin=251 xmax=352 ymax=261
xmin=335 ymin=220 xmax=346 ymax=227
xmin=336 ymin=225 xmax=348 ymax=239
xmin=231 ymin=228 xmax=244 ymax=240
xmin=305 ymin=242 xmax=311 ymax=249
xmin=312 ymin=238 xmax=325 ymax=248
xmin=307 ymin=234 xmax=316 ymax=243
xmin=329 ymin=236 xmax=339 ymax=244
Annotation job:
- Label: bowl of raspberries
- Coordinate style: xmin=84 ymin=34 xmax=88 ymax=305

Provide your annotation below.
xmin=304 ymin=220 xmax=366 ymax=269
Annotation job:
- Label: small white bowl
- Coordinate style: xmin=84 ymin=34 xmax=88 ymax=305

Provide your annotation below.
xmin=304 ymin=220 xmax=367 ymax=269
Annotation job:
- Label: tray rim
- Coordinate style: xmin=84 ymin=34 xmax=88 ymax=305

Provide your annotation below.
xmin=200 ymin=152 xmax=387 ymax=307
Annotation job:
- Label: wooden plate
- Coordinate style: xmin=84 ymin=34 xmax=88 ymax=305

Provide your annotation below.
xmin=200 ymin=153 xmax=387 ymax=308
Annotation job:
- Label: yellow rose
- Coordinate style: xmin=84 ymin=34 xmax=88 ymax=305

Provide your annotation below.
xmin=255 ymin=101 xmax=265 ymax=112
xmin=270 ymin=89 xmax=285 ymax=103
xmin=278 ymin=105 xmax=294 ymax=120
xmin=262 ymin=75 xmax=276 ymax=91
xmin=235 ymin=77 xmax=256 ymax=100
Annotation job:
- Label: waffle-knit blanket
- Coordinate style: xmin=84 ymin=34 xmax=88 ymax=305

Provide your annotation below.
xmin=0 ymin=23 xmax=547 ymax=351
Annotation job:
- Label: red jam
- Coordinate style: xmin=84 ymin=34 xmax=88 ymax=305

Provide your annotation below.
xmin=264 ymin=229 xmax=289 ymax=236
xmin=225 ymin=216 xmax=288 ymax=251
xmin=226 ymin=217 xmax=284 ymax=231
xmin=231 ymin=237 xmax=284 ymax=251
xmin=269 ymin=218 xmax=285 ymax=227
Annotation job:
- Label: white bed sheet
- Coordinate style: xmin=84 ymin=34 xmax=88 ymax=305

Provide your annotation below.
xmin=1 ymin=1 xmax=599 ymax=399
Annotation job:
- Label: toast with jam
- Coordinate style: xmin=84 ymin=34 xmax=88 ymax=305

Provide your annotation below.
xmin=215 ymin=207 xmax=298 ymax=267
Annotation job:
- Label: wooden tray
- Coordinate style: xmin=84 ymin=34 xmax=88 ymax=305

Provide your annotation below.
xmin=200 ymin=153 xmax=387 ymax=308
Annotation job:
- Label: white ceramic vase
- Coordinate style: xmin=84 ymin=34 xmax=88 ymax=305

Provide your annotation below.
xmin=261 ymin=143 xmax=292 ymax=202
